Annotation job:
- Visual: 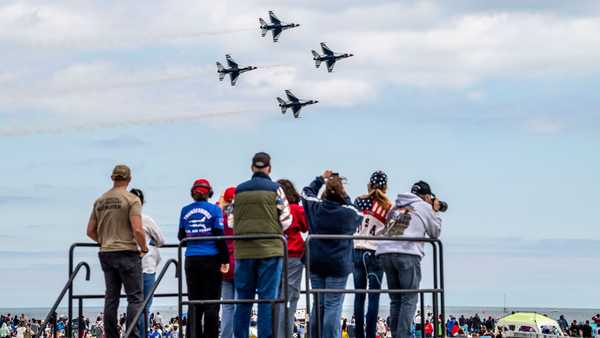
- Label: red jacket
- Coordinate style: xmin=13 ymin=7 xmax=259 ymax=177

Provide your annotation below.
xmin=222 ymin=209 xmax=235 ymax=281
xmin=285 ymin=203 xmax=308 ymax=258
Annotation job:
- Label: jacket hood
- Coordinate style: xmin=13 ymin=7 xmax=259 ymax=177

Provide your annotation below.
xmin=396 ymin=192 xmax=423 ymax=207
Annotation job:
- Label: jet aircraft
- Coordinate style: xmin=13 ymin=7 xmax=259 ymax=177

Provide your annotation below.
xmin=216 ymin=54 xmax=257 ymax=86
xmin=311 ymin=42 xmax=354 ymax=72
xmin=277 ymin=90 xmax=318 ymax=118
xmin=259 ymin=11 xmax=300 ymax=42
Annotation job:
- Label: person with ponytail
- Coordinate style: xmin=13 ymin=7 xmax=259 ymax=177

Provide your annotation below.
xmin=302 ymin=170 xmax=363 ymax=338
xmin=352 ymin=171 xmax=392 ymax=338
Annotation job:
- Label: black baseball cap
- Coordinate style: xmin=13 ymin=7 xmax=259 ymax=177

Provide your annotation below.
xmin=252 ymin=152 xmax=271 ymax=168
xmin=411 ymin=180 xmax=433 ymax=196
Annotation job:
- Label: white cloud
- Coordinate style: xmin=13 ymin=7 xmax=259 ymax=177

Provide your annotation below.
xmin=1 ymin=1 xmax=600 ymax=130
xmin=526 ymin=118 xmax=564 ymax=134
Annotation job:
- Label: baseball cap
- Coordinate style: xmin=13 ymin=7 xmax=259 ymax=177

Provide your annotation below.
xmin=411 ymin=180 xmax=433 ymax=196
xmin=111 ymin=164 xmax=131 ymax=180
xmin=223 ymin=187 xmax=236 ymax=203
xmin=192 ymin=179 xmax=211 ymax=194
xmin=252 ymin=152 xmax=271 ymax=168
xmin=369 ymin=171 xmax=388 ymax=190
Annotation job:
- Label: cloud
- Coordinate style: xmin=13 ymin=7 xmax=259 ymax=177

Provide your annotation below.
xmin=1 ymin=1 xmax=600 ymax=132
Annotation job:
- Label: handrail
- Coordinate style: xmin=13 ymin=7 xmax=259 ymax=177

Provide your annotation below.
xmin=41 ymin=261 xmax=91 ymax=338
xmin=304 ymin=235 xmax=445 ymax=338
xmin=177 ymin=235 xmax=289 ymax=338
xmin=123 ymin=259 xmax=179 ymax=338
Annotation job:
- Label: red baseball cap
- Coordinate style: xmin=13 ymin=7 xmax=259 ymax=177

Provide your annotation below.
xmin=192 ymin=179 xmax=211 ymax=194
xmin=223 ymin=187 xmax=236 ymax=202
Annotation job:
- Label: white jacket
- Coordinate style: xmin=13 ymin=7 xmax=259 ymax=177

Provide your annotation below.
xmin=376 ymin=193 xmax=441 ymax=257
xmin=142 ymin=214 xmax=165 ymax=274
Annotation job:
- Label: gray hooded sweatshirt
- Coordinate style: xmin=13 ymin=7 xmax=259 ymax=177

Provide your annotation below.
xmin=376 ymin=192 xmax=442 ymax=257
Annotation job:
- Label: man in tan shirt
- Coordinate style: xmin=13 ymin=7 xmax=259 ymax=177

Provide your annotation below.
xmin=87 ymin=165 xmax=149 ymax=338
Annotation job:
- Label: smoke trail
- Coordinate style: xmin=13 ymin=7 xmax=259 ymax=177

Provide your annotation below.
xmin=160 ymin=27 xmax=256 ymax=40
xmin=0 ymin=110 xmax=243 ymax=137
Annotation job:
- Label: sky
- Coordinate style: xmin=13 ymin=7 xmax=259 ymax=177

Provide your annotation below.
xmin=1 ymin=0 xmax=600 ymax=310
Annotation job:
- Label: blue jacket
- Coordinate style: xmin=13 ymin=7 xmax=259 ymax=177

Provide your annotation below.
xmin=301 ymin=176 xmax=363 ymax=277
xmin=179 ymin=201 xmax=227 ymax=261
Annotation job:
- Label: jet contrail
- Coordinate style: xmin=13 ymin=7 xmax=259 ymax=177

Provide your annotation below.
xmin=0 ymin=110 xmax=243 ymax=137
xmin=160 ymin=27 xmax=256 ymax=39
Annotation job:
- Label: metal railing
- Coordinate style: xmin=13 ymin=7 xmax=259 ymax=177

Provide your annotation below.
xmin=66 ymin=243 xmax=183 ymax=338
xmin=177 ymin=234 xmax=289 ymax=338
xmin=41 ymin=261 xmax=91 ymax=338
xmin=304 ymin=235 xmax=445 ymax=338
xmin=123 ymin=259 xmax=179 ymax=338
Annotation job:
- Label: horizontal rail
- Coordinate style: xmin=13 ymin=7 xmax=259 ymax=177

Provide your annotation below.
xmin=183 ymin=299 xmax=284 ymax=305
xmin=307 ymin=288 xmax=444 ymax=294
xmin=73 ymin=292 xmax=188 ymax=299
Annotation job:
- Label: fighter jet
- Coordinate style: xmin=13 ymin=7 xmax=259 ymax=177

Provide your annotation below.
xmin=311 ymin=42 xmax=354 ymax=73
xmin=276 ymin=90 xmax=318 ymax=118
xmin=216 ymin=54 xmax=257 ymax=86
xmin=259 ymin=11 xmax=300 ymax=42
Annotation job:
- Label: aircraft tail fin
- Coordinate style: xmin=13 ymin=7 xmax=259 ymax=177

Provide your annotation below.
xmin=312 ymin=51 xmax=321 ymax=68
xmin=277 ymin=97 xmax=287 ymax=114
xmin=259 ymin=18 xmax=268 ymax=36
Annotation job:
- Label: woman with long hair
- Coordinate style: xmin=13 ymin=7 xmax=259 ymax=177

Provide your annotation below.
xmin=302 ymin=170 xmax=363 ymax=338
xmin=352 ymin=171 xmax=392 ymax=338
xmin=276 ymin=179 xmax=308 ymax=338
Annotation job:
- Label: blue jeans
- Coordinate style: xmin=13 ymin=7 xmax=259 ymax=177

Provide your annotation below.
xmin=137 ymin=273 xmax=155 ymax=337
xmin=234 ymin=257 xmax=283 ymax=338
xmin=309 ymin=274 xmax=348 ymax=338
xmin=379 ymin=254 xmax=421 ymax=338
xmin=353 ymin=249 xmax=384 ymax=338
xmin=277 ymin=258 xmax=304 ymax=338
xmin=221 ymin=280 xmax=235 ymax=338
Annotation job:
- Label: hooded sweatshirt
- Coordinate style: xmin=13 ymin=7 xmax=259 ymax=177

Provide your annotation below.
xmin=376 ymin=192 xmax=442 ymax=257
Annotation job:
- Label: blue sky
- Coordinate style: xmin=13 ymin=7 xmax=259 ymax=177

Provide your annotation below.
xmin=1 ymin=0 xmax=600 ymax=309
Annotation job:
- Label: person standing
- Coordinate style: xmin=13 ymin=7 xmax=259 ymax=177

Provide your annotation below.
xmin=376 ymin=181 xmax=443 ymax=338
xmin=232 ymin=152 xmax=292 ymax=338
xmin=218 ymin=187 xmax=237 ymax=338
xmin=302 ymin=170 xmax=363 ymax=338
xmin=129 ymin=189 xmax=165 ymax=338
xmin=276 ymin=179 xmax=308 ymax=338
xmin=353 ymin=171 xmax=392 ymax=338
xmin=179 ymin=179 xmax=230 ymax=338
xmin=86 ymin=165 xmax=148 ymax=338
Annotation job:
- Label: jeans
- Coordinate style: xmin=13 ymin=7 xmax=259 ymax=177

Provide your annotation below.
xmin=379 ymin=254 xmax=422 ymax=338
xmin=352 ymin=249 xmax=384 ymax=338
xmin=98 ymin=251 xmax=143 ymax=338
xmin=185 ymin=255 xmax=223 ymax=338
xmin=221 ymin=280 xmax=235 ymax=338
xmin=276 ymin=258 xmax=304 ymax=338
xmin=137 ymin=273 xmax=155 ymax=337
xmin=309 ymin=274 xmax=348 ymax=338
xmin=234 ymin=257 xmax=283 ymax=338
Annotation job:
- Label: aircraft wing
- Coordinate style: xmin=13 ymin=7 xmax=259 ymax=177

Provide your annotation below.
xmin=269 ymin=11 xmax=282 ymax=24
xmin=226 ymin=54 xmax=238 ymax=68
xmin=292 ymin=105 xmax=302 ymax=118
xmin=230 ymin=72 xmax=240 ymax=86
xmin=320 ymin=42 xmax=334 ymax=56
xmin=326 ymin=59 xmax=336 ymax=73
xmin=285 ymin=90 xmax=299 ymax=102
xmin=272 ymin=28 xmax=282 ymax=42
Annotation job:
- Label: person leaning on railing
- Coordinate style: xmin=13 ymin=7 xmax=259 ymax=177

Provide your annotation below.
xmin=375 ymin=180 xmax=443 ymax=338
xmin=301 ymin=170 xmax=364 ymax=338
